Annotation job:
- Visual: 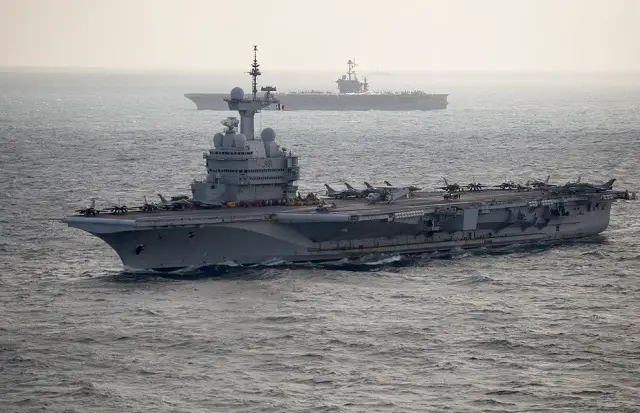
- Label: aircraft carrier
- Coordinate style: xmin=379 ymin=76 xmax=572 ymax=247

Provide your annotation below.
xmin=184 ymin=59 xmax=448 ymax=111
xmin=63 ymin=47 xmax=635 ymax=271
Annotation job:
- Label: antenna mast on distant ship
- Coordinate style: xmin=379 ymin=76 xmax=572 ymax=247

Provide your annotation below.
xmin=249 ymin=45 xmax=261 ymax=100
xmin=347 ymin=59 xmax=356 ymax=81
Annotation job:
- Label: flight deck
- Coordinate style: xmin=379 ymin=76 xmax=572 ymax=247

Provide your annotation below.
xmin=72 ymin=188 xmax=586 ymax=222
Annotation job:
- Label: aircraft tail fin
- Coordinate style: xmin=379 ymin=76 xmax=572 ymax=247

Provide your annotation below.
xmin=602 ymin=178 xmax=616 ymax=189
xmin=157 ymin=193 xmax=168 ymax=204
xmin=324 ymin=184 xmax=336 ymax=194
xmin=384 ymin=180 xmax=393 ymax=187
xmin=344 ymin=183 xmax=355 ymax=191
xmin=364 ymin=182 xmax=374 ymax=190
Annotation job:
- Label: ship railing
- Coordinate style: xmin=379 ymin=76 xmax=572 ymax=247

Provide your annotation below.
xmin=287 ymin=90 xmax=335 ymax=95
xmin=392 ymin=210 xmax=425 ymax=220
xmin=208 ymin=153 xmax=252 ymax=160
xmin=366 ymin=89 xmax=430 ymax=96
xmin=135 ymin=213 xmax=272 ymax=228
xmin=224 ymin=96 xmax=280 ymax=104
xmin=484 ymin=199 xmax=543 ymax=209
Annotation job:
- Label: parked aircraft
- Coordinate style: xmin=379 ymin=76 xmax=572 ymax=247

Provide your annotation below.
xmin=437 ymin=178 xmax=462 ymax=192
xmin=157 ymin=193 xmax=194 ymax=210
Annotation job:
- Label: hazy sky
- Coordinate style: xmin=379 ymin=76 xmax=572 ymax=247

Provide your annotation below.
xmin=0 ymin=0 xmax=638 ymax=72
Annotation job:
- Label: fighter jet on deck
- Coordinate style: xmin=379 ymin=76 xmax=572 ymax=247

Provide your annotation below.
xmin=324 ymin=184 xmax=358 ymax=199
xmin=551 ymin=178 xmax=616 ymax=194
xmin=437 ymin=178 xmax=462 ymax=192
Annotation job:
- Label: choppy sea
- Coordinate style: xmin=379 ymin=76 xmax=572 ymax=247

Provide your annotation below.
xmin=1 ymin=70 xmax=639 ymax=412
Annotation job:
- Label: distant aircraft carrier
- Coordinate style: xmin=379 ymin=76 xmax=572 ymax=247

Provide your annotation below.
xmin=185 ymin=59 xmax=448 ymax=111
xmin=63 ymin=46 xmax=636 ymax=271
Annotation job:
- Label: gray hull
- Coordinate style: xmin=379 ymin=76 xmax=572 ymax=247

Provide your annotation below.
xmin=63 ymin=190 xmax=623 ymax=271
xmin=184 ymin=93 xmax=449 ymax=111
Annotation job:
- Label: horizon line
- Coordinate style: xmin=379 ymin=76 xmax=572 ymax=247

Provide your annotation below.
xmin=1 ymin=65 xmax=640 ymax=76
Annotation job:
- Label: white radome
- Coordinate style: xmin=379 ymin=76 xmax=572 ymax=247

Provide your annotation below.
xmin=261 ymin=127 xmax=276 ymax=142
xmin=230 ymin=87 xmax=244 ymax=100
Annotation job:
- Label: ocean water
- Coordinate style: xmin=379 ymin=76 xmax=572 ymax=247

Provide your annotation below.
xmin=1 ymin=70 xmax=639 ymax=412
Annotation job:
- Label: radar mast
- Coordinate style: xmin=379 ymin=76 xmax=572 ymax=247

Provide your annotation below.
xmin=336 ymin=58 xmax=364 ymax=94
xmin=226 ymin=45 xmax=277 ymax=140
xmin=249 ymin=45 xmax=261 ymax=100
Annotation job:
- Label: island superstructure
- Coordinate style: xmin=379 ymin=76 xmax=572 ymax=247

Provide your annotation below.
xmin=184 ymin=59 xmax=448 ymax=111
xmin=63 ymin=46 xmax=635 ymax=271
